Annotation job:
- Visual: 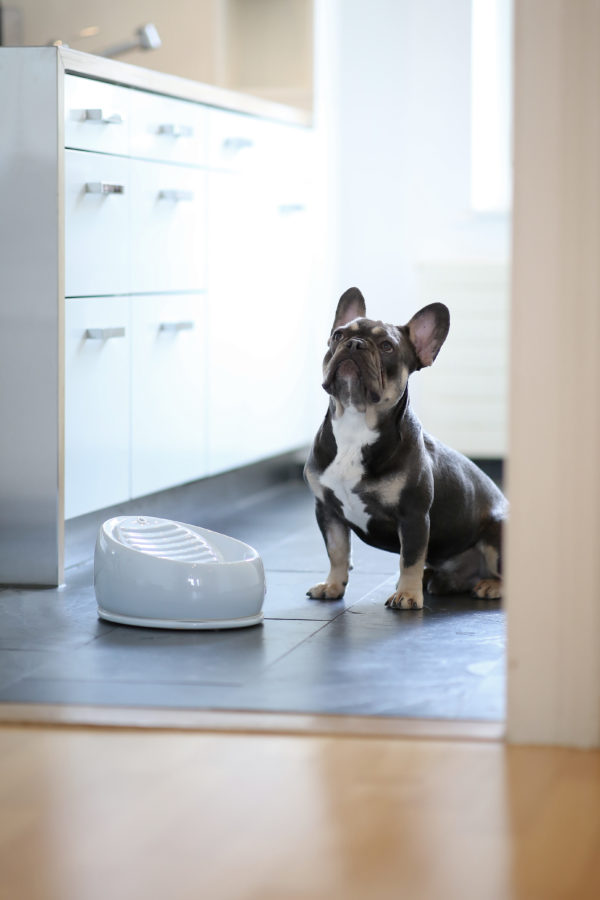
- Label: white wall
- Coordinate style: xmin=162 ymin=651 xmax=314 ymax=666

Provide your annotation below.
xmin=334 ymin=0 xmax=510 ymax=326
xmin=14 ymin=0 xmax=220 ymax=83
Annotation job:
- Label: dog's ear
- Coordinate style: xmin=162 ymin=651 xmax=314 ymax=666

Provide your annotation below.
xmin=405 ymin=302 xmax=450 ymax=369
xmin=332 ymin=287 xmax=366 ymax=332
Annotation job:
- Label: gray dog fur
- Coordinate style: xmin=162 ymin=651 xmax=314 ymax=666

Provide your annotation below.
xmin=304 ymin=287 xmax=507 ymax=610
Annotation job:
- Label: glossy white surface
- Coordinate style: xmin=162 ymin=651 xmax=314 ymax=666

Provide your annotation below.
xmin=130 ymin=160 xmax=206 ymax=294
xmin=64 ymin=149 xmax=131 ymax=297
xmin=95 ymin=516 xmax=265 ymax=629
xmin=64 ymin=75 xmax=130 ymax=156
xmin=64 ymin=297 xmax=131 ymax=519
xmin=206 ymin=118 xmax=316 ymax=474
xmin=130 ymin=294 xmax=208 ymax=497
xmin=129 ymin=90 xmax=209 ymax=165
xmin=0 ymin=48 xmax=63 ymax=584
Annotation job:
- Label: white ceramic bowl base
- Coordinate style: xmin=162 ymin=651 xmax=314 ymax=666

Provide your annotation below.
xmin=94 ymin=516 xmax=265 ymax=629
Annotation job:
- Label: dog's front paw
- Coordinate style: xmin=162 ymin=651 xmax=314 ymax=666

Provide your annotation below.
xmin=472 ymin=578 xmax=502 ymax=600
xmin=307 ymin=581 xmax=346 ymax=601
xmin=385 ymin=589 xmax=424 ymax=610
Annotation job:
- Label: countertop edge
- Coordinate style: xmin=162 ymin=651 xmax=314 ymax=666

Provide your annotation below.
xmin=23 ymin=46 xmax=312 ymax=127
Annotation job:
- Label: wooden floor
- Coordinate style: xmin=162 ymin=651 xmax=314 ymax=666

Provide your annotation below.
xmin=1 ymin=724 xmax=599 ymax=900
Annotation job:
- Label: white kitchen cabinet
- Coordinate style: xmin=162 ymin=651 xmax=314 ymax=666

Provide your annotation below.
xmin=66 ymin=290 xmax=209 ymax=515
xmin=0 ymin=46 xmax=314 ymax=585
xmin=264 ymin=200 xmax=315 ymax=454
xmin=64 ymin=297 xmax=131 ymax=519
xmin=206 ymin=113 xmax=315 ymax=473
xmin=129 ymin=90 xmax=208 ymax=166
xmin=130 ymin=294 xmax=207 ymax=497
xmin=207 ymin=107 xmax=268 ymax=172
xmin=64 ymin=75 xmax=130 ymax=156
xmin=130 ymin=160 xmax=207 ymax=294
xmin=64 ymin=149 xmax=131 ymax=298
xmin=206 ymin=169 xmax=271 ymax=473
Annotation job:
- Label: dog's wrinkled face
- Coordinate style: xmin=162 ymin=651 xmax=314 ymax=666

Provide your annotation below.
xmin=322 ymin=318 xmax=415 ymax=413
xmin=321 ymin=287 xmax=450 ymax=414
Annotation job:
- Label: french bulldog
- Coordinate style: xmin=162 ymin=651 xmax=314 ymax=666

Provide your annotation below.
xmin=304 ymin=287 xmax=507 ymax=610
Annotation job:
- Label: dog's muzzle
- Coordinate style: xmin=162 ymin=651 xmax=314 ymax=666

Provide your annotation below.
xmin=323 ymin=341 xmax=383 ymax=404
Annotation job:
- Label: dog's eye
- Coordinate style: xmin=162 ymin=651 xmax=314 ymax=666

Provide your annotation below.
xmin=380 ymin=340 xmax=394 ymax=352
xmin=332 ymin=331 xmax=344 ymax=343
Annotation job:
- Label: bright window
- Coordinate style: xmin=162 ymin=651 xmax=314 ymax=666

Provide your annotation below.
xmin=470 ymin=0 xmax=513 ymax=212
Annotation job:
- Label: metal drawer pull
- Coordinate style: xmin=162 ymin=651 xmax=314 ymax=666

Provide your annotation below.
xmin=82 ymin=109 xmax=124 ymax=125
xmin=278 ymin=203 xmax=306 ymax=215
xmin=85 ymin=327 xmax=126 ymax=340
xmin=222 ymin=136 xmax=254 ymax=154
xmin=159 ymin=321 xmax=194 ymax=333
xmin=158 ymin=189 xmax=194 ymax=202
xmin=158 ymin=124 xmax=194 ymax=138
xmin=85 ymin=182 xmax=126 ymax=194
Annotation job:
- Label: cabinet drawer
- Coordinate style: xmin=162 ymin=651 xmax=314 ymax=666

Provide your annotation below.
xmin=207 ymin=108 xmax=273 ymax=172
xmin=129 ymin=91 xmax=208 ymax=165
xmin=64 ymin=297 xmax=131 ymax=519
xmin=64 ymin=75 xmax=130 ymax=155
xmin=130 ymin=294 xmax=207 ymax=497
xmin=130 ymin=159 xmax=206 ymax=293
xmin=65 ymin=149 xmax=131 ymax=297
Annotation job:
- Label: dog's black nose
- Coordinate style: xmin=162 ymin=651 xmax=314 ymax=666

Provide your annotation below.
xmin=346 ymin=338 xmax=365 ymax=351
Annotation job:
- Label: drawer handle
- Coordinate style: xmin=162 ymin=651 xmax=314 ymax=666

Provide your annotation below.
xmin=158 ymin=124 xmax=194 ymax=138
xmin=158 ymin=189 xmax=194 ymax=202
xmin=85 ymin=182 xmax=126 ymax=195
xmin=159 ymin=321 xmax=194 ymax=333
xmin=85 ymin=327 xmax=126 ymax=340
xmin=81 ymin=109 xmax=124 ymax=125
xmin=278 ymin=203 xmax=306 ymax=215
xmin=222 ymin=137 xmax=254 ymax=154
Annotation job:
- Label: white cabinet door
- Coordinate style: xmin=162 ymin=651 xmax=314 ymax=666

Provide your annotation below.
xmin=262 ymin=197 xmax=315 ymax=454
xmin=64 ymin=297 xmax=131 ymax=518
xmin=64 ymin=149 xmax=131 ymax=297
xmin=206 ymin=170 xmax=274 ymax=474
xmin=130 ymin=160 xmax=206 ymax=294
xmin=207 ymin=108 xmax=266 ymax=172
xmin=129 ymin=91 xmax=208 ymax=165
xmin=130 ymin=294 xmax=207 ymax=497
xmin=64 ymin=75 xmax=130 ymax=156
xmin=206 ymin=165 xmax=314 ymax=474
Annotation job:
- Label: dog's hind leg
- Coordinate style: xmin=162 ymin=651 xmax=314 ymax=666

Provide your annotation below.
xmin=425 ymin=548 xmax=481 ymax=595
xmin=472 ymin=542 xmax=502 ymax=599
xmin=472 ymin=518 xmax=503 ymax=599
xmin=425 ymin=542 xmax=502 ymax=599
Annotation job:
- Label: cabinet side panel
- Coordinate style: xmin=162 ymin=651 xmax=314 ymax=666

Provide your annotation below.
xmin=0 ymin=48 xmax=62 ymax=585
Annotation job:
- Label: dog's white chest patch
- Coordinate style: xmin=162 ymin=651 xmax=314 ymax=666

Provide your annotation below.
xmin=320 ymin=408 xmax=378 ymax=532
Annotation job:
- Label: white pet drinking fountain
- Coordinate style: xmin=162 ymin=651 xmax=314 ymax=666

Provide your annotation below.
xmin=94 ymin=515 xmax=265 ymax=629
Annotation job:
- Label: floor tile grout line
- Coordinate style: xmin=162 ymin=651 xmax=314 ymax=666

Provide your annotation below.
xmin=236 ymin=574 xmax=399 ymax=681
xmin=241 ymin=619 xmax=333 ymax=677
xmin=326 ymin=573 xmax=398 ymax=623
xmin=263 ymin=617 xmax=342 ymax=623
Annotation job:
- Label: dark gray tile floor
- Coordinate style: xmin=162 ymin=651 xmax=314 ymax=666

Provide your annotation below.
xmin=0 ymin=463 xmax=505 ymax=720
